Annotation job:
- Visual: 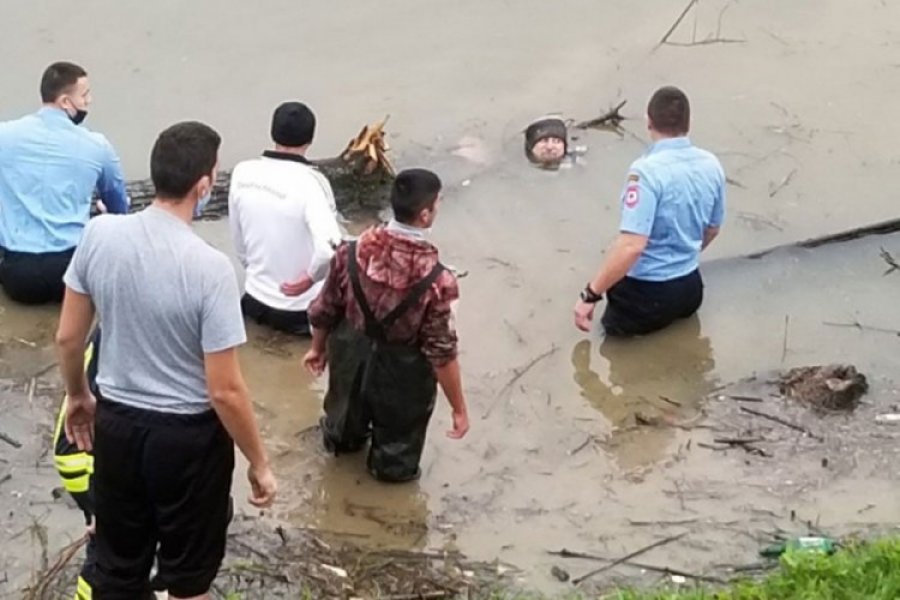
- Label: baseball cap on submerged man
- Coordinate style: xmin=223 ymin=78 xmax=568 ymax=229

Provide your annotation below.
xmin=271 ymin=101 xmax=316 ymax=147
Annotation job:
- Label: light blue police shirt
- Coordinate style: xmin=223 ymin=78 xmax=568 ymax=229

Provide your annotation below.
xmin=618 ymin=137 xmax=725 ymax=282
xmin=0 ymin=107 xmax=129 ymax=253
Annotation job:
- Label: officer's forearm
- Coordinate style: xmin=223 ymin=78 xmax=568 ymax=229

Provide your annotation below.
xmin=588 ymin=234 xmax=646 ymax=293
xmin=435 ymin=358 xmax=467 ymax=415
xmin=702 ymin=226 xmax=720 ymax=250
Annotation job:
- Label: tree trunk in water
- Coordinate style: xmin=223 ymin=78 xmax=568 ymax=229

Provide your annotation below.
xmin=122 ymin=117 xmax=395 ymax=220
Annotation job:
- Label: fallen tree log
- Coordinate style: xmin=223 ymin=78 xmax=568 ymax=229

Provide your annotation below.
xmin=745 ymin=217 xmax=900 ymax=259
xmin=121 ymin=117 xmax=395 ymax=220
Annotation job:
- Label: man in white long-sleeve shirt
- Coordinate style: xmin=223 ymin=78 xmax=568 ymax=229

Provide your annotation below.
xmin=229 ymin=102 xmax=343 ymax=335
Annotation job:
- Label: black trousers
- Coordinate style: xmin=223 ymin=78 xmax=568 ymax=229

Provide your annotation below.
xmin=0 ymin=247 xmax=74 ymax=304
xmin=93 ymin=399 xmax=234 ymax=599
xmin=601 ymin=269 xmax=704 ymax=337
xmin=241 ymin=293 xmax=311 ymax=336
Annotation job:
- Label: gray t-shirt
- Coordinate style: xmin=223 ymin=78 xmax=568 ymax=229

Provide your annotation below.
xmin=64 ymin=205 xmax=247 ymax=414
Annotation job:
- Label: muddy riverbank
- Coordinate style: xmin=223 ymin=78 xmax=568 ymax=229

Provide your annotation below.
xmin=2 ymin=0 xmax=900 ymax=596
xmin=2 ymin=230 xmax=898 ymax=597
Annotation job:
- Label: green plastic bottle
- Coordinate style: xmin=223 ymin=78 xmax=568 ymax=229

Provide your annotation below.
xmin=760 ymin=536 xmax=837 ymax=558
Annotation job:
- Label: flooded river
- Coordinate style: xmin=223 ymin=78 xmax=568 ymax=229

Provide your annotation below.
xmin=2 ymin=0 xmax=900 ymax=592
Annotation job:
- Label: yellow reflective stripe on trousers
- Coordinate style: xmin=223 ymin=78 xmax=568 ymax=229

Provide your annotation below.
xmin=62 ymin=473 xmax=90 ymax=494
xmin=55 ymin=454 xmax=94 ymax=473
xmin=76 ymin=575 xmax=93 ymax=599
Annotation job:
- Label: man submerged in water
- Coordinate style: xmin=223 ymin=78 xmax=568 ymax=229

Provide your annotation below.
xmin=524 ymin=115 xmax=568 ymax=167
xmin=303 ymin=168 xmax=470 ymax=482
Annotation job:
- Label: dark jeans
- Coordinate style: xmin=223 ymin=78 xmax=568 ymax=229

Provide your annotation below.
xmin=601 ymin=269 xmax=704 ymax=337
xmin=0 ymin=247 xmax=74 ymax=304
xmin=240 ymin=293 xmax=311 ymax=336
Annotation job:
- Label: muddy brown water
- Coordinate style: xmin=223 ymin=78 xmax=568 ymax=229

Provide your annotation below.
xmin=2 ymin=0 xmax=900 ymax=593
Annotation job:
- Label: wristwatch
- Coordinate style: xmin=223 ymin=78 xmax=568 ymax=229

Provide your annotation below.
xmin=579 ymin=284 xmax=604 ymax=304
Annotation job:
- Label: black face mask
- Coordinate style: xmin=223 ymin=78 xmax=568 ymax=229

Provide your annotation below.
xmin=69 ymin=109 xmax=88 ymax=125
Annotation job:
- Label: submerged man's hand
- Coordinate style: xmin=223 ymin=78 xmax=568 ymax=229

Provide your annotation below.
xmin=303 ymin=348 xmax=327 ymax=376
xmin=447 ymin=409 xmax=469 ymax=439
xmin=65 ymin=391 xmax=97 ymax=452
xmin=574 ymin=299 xmax=596 ymax=332
xmin=247 ymin=462 xmax=277 ymax=508
xmin=280 ymin=275 xmax=313 ymax=297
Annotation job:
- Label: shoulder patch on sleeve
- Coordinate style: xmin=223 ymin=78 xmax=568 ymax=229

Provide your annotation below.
xmin=627 ymin=173 xmax=640 ymax=182
xmin=624 ymin=183 xmax=640 ymax=209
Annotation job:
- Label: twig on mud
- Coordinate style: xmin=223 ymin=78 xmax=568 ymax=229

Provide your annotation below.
xmin=483 ymin=256 xmax=515 ymax=269
xmin=482 ymin=345 xmax=559 ymax=419
xmin=573 ymin=532 xmax=689 ymax=585
xmin=781 ymin=314 xmax=790 ymax=364
xmin=503 ymin=319 xmax=526 ymax=345
xmin=697 ymin=442 xmax=728 ymax=452
xmin=656 ymin=0 xmax=699 ymax=49
xmin=714 ymin=437 xmax=765 ymax=445
xmin=879 ymin=247 xmax=899 ymax=275
xmin=23 ymin=534 xmax=88 ymax=600
xmin=710 ymin=437 xmax=772 ymax=458
xmin=727 ymin=395 xmax=764 ymax=403
xmin=384 ymin=592 xmax=451 ymax=600
xmin=568 ymin=435 xmax=594 ymax=457
xmin=0 ymin=430 xmax=23 ymax=449
xmin=739 ymin=406 xmax=823 ymax=441
xmin=627 ymin=518 xmax=699 ymax=527
xmin=574 ymin=100 xmax=627 ymax=130
xmin=822 ymin=320 xmax=900 ymax=336
xmin=769 ymin=168 xmax=798 ymax=198
xmin=29 ymin=361 xmax=58 ymax=381
xmin=659 ymin=395 xmax=682 ymax=407
xmin=665 ymin=38 xmax=746 ymax=47
xmin=549 ymin=547 xmax=724 ymax=584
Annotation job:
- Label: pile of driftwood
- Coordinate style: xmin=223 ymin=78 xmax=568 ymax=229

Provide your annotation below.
xmin=122 ymin=117 xmax=396 ymax=220
xmin=23 ymin=517 xmax=513 ymax=600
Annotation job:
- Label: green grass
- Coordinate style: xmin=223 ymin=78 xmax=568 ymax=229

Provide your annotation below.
xmin=489 ymin=537 xmax=900 ymax=600
xmin=616 ymin=537 xmax=900 ymax=600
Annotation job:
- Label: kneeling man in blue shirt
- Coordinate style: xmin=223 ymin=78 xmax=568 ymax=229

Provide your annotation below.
xmin=0 ymin=62 xmax=129 ymax=305
xmin=574 ymin=86 xmax=725 ymax=336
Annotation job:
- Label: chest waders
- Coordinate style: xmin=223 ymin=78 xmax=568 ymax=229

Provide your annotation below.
xmin=321 ymin=241 xmax=444 ymax=482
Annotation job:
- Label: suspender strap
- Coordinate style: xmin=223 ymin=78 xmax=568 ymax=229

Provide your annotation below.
xmin=346 ymin=240 xmax=446 ymax=341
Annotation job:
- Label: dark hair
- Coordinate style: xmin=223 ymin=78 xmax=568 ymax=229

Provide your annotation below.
xmin=151 ymin=122 xmax=221 ymax=199
xmin=271 ymin=102 xmax=316 ymax=147
xmin=40 ymin=62 xmax=87 ymax=103
xmin=647 ymin=86 xmax=690 ymax=135
xmin=391 ymin=169 xmax=442 ymax=224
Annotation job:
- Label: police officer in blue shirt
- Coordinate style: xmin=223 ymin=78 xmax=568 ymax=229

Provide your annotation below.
xmin=574 ymin=86 xmax=725 ymax=336
xmin=0 ymin=61 xmax=129 ymax=305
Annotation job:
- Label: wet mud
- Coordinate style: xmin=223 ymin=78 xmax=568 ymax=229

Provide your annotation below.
xmin=2 ymin=0 xmax=900 ymax=596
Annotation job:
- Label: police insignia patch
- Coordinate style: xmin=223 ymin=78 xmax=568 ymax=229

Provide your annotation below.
xmin=624 ymin=184 xmax=639 ymax=208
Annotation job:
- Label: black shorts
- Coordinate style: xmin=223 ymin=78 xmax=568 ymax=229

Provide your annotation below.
xmin=241 ymin=293 xmax=311 ymax=336
xmin=93 ymin=399 xmax=234 ymax=599
xmin=601 ymin=269 xmax=703 ymax=337
xmin=0 ymin=246 xmax=74 ymax=304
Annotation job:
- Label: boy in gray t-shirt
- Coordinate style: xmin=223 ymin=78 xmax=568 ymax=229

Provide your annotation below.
xmin=56 ymin=121 xmax=277 ymax=600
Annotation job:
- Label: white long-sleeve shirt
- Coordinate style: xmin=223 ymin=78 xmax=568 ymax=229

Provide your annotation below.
xmin=228 ymin=151 xmax=342 ymax=312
